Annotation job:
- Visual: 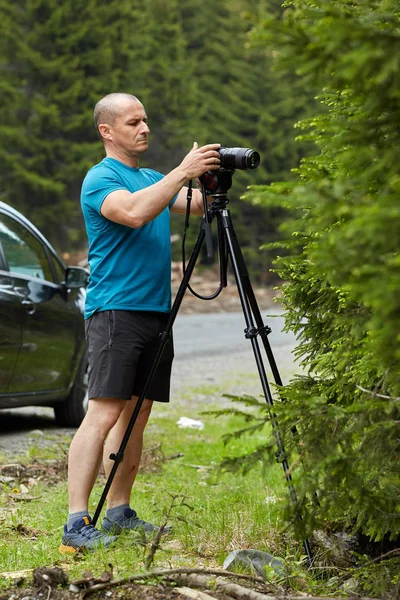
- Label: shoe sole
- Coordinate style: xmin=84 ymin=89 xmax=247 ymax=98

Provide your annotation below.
xmin=59 ymin=538 xmax=118 ymax=554
xmin=59 ymin=543 xmax=82 ymax=554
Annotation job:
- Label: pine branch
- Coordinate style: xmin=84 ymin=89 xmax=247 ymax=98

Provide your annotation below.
xmin=357 ymin=548 xmax=400 ymax=568
xmin=356 ymin=385 xmax=400 ymax=402
xmin=202 ymin=408 xmax=266 ymax=422
xmin=221 ymin=421 xmax=270 ymax=444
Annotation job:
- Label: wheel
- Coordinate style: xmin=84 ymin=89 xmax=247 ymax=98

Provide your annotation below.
xmin=54 ymin=349 xmax=88 ymax=427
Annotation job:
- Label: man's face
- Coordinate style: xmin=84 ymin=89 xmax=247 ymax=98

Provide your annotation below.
xmin=106 ymin=99 xmax=150 ymax=157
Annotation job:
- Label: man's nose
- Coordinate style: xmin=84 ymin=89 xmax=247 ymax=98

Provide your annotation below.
xmin=142 ymin=122 xmax=150 ymax=134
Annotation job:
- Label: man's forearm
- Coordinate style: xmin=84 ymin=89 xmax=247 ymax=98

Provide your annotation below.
xmin=127 ymin=166 xmax=190 ymax=226
xmin=192 ymin=188 xmax=208 ymax=216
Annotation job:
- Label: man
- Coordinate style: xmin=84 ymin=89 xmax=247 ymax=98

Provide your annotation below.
xmin=60 ymin=93 xmax=221 ymax=553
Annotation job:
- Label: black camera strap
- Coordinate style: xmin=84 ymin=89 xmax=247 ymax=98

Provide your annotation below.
xmin=181 ymin=180 xmax=222 ymax=301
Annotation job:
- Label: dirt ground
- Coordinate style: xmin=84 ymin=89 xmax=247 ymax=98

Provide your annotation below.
xmin=0 ymin=566 xmax=279 ymax=600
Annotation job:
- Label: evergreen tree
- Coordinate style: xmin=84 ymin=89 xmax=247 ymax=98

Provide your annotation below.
xmin=0 ymin=0 xmax=135 ymax=249
xmin=0 ymin=0 xmax=316 ymax=279
xmin=124 ymin=0 xmax=198 ymax=173
xmin=242 ymin=0 xmax=400 ymax=551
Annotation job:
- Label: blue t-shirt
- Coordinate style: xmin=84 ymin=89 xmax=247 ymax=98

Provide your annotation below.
xmin=81 ymin=157 xmax=176 ymax=318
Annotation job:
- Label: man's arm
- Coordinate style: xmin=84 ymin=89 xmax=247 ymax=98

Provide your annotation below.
xmin=101 ymin=143 xmax=220 ymax=228
xmin=170 ymin=185 xmax=207 ymax=217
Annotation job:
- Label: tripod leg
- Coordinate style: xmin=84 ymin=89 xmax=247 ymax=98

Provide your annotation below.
xmin=218 ymin=208 xmax=313 ymax=566
xmin=216 ymin=211 xmax=228 ymax=288
xmin=243 ymin=277 xmax=283 ymax=387
xmin=92 ymin=224 xmax=207 ymax=526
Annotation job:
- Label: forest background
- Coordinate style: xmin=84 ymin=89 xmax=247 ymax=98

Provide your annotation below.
xmin=0 ymin=0 xmax=399 ymax=597
xmin=0 ymin=0 xmax=315 ymax=283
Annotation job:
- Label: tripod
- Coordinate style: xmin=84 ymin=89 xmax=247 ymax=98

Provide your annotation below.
xmin=92 ymin=174 xmax=313 ymax=566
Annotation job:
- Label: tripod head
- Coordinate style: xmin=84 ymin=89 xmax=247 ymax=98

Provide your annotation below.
xmin=199 ymin=168 xmax=233 ymax=200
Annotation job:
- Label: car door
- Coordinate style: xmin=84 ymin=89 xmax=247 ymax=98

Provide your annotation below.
xmin=0 ymin=210 xmax=77 ymax=396
xmin=0 ymin=244 xmax=24 ymax=393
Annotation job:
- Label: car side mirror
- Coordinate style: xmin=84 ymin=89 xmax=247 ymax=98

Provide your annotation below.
xmin=65 ymin=266 xmax=89 ymax=289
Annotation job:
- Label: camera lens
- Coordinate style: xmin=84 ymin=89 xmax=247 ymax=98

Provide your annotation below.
xmin=218 ymin=147 xmax=260 ymax=170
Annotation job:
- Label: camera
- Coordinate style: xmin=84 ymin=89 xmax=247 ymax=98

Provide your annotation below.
xmin=199 ymin=147 xmax=260 ymax=195
xmin=218 ymin=147 xmax=260 ymax=171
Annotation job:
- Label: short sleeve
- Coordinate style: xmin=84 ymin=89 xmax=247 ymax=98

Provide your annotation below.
xmin=81 ymin=167 xmax=127 ymax=215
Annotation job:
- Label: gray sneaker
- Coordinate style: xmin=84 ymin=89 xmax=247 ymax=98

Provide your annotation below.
xmin=59 ymin=516 xmax=118 ymax=554
xmin=102 ymin=507 xmax=171 ymax=535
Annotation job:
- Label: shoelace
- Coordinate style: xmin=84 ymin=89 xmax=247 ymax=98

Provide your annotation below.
xmin=76 ymin=524 xmax=105 ymax=540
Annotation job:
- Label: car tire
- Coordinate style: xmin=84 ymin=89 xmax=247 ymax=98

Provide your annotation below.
xmin=54 ymin=349 xmax=88 ymax=427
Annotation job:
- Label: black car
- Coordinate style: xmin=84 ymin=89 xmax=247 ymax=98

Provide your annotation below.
xmin=0 ymin=201 xmax=89 ymax=426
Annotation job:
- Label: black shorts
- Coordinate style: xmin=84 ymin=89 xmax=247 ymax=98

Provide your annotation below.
xmin=85 ymin=310 xmax=174 ymax=402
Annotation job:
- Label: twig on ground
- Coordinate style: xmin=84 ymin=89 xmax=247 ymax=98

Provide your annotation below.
xmin=142 ymin=443 xmax=162 ymax=454
xmin=173 ymin=585 xmax=218 ymax=600
xmin=176 ymin=573 xmax=276 ymax=600
xmin=71 ymin=568 xmax=267 ymax=597
xmin=166 ymin=452 xmax=184 ymax=460
xmin=73 ymin=566 xmax=380 ymax=600
xmin=178 ymin=572 xmax=379 ymax=600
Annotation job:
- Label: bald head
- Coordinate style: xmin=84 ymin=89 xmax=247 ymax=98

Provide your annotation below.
xmin=94 ymin=93 xmax=142 ymax=138
xmin=93 ymin=93 xmax=150 ymax=165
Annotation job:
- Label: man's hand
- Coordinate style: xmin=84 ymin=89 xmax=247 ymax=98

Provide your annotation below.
xmin=178 ymin=142 xmax=221 ymax=181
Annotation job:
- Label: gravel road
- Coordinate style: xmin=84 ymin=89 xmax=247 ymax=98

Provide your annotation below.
xmin=0 ymin=309 xmax=300 ymax=457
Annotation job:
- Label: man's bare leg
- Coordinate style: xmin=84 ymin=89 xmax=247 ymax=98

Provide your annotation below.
xmin=103 ymin=396 xmax=153 ymax=508
xmin=67 ymin=397 xmax=127 ymax=513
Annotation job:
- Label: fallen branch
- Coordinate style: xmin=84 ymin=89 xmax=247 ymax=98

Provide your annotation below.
xmin=175 ymin=573 xmax=275 ymax=600
xmin=175 ymin=574 xmax=379 ymax=600
xmin=8 ymin=493 xmax=41 ymax=502
xmin=1 ymin=568 xmax=33 ymax=580
xmin=173 ymin=586 xmax=218 ymax=600
xmin=71 ymin=567 xmax=379 ymax=600
xmin=0 ymin=463 xmax=25 ymax=471
xmin=142 ymin=443 xmax=162 ymax=454
xmin=71 ymin=568 xmax=267 ymax=596
xmin=166 ymin=452 xmax=184 ymax=460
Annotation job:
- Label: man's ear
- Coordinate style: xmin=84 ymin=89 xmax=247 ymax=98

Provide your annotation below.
xmin=98 ymin=123 xmax=112 ymax=141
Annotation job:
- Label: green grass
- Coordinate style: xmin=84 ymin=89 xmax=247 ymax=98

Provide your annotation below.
xmin=0 ymin=383 xmax=305 ymax=589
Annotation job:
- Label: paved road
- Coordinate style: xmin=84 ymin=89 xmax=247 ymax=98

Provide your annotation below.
xmin=0 ymin=311 xmax=300 ymax=455
xmin=171 ymin=310 xmax=299 ymax=397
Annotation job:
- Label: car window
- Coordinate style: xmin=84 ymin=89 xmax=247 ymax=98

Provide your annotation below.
xmin=50 ymin=255 xmax=66 ymax=283
xmin=0 ymin=213 xmax=53 ymax=281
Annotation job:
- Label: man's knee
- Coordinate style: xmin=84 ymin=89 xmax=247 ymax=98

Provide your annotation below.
xmin=87 ymin=397 xmax=126 ymax=432
xmin=124 ymin=397 xmax=153 ymax=429
xmin=136 ymin=398 xmax=153 ymax=418
xmin=138 ymin=397 xmax=153 ymax=412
